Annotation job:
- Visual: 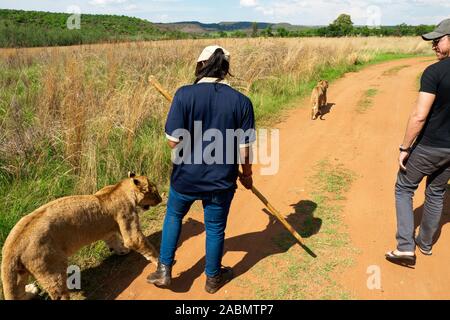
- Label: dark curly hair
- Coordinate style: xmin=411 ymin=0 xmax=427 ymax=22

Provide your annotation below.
xmin=194 ymin=48 xmax=233 ymax=84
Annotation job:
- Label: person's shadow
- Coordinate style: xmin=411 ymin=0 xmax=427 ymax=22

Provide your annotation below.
xmin=413 ymin=184 xmax=450 ymax=246
xmin=319 ymin=103 xmax=336 ymax=120
xmin=168 ymin=199 xmax=322 ymax=293
xmin=81 ymin=217 xmax=204 ymax=300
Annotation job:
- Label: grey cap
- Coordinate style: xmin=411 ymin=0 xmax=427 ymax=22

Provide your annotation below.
xmin=422 ymin=18 xmax=450 ymax=40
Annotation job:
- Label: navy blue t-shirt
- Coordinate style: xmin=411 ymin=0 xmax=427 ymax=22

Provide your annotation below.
xmin=165 ymin=80 xmax=256 ymax=194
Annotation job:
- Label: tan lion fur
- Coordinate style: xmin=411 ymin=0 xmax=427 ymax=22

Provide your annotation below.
xmin=1 ymin=173 xmax=161 ymax=300
xmin=311 ymin=80 xmax=329 ymax=120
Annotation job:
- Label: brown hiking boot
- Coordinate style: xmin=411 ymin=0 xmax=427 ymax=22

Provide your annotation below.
xmin=147 ymin=262 xmax=172 ymax=287
xmin=205 ymin=267 xmax=233 ymax=294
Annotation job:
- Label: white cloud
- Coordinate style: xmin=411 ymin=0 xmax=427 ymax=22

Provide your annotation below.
xmin=158 ymin=14 xmax=170 ymax=22
xmin=124 ymin=4 xmax=138 ymax=11
xmin=255 ymin=6 xmax=274 ymax=16
xmin=248 ymin=1 xmax=364 ymax=24
xmin=0 ymin=0 xmax=448 ymax=25
xmin=89 ymin=0 xmax=129 ymax=7
xmin=240 ymin=0 xmax=258 ymax=8
xmin=246 ymin=0 xmax=450 ymax=25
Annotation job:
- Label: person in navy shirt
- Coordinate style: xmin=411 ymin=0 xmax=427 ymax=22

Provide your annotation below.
xmin=147 ymin=45 xmax=256 ymax=294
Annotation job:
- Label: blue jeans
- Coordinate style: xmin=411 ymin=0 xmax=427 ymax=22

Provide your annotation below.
xmin=159 ymin=186 xmax=235 ymax=277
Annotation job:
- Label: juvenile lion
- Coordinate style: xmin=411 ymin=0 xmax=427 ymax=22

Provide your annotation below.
xmin=311 ymin=80 xmax=329 ymax=120
xmin=1 ymin=173 xmax=161 ymax=300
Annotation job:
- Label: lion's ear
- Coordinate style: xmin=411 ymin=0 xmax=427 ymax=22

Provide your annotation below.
xmin=128 ymin=172 xmax=136 ymax=178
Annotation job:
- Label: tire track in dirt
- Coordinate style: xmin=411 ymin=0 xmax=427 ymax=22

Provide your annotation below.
xmin=110 ymin=57 xmax=448 ymax=300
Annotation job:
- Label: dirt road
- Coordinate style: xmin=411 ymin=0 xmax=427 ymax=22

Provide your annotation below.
xmin=109 ymin=57 xmax=449 ymax=300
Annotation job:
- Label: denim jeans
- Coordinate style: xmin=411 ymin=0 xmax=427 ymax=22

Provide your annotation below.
xmin=395 ymin=144 xmax=450 ymax=252
xmin=159 ymin=186 xmax=235 ymax=277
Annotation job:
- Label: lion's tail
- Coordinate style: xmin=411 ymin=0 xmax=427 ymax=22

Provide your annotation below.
xmin=1 ymin=251 xmax=28 ymax=300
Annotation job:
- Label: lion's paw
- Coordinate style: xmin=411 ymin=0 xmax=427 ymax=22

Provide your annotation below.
xmin=109 ymin=247 xmax=131 ymax=256
xmin=25 ymin=283 xmax=40 ymax=296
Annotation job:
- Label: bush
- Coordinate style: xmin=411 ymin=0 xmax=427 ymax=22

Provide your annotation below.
xmin=0 ymin=9 xmax=187 ymax=48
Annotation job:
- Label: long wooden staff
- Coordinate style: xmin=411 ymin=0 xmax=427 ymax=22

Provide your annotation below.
xmin=148 ymin=76 xmax=316 ymax=258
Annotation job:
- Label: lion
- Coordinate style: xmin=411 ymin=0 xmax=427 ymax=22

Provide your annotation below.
xmin=311 ymin=80 xmax=329 ymax=120
xmin=1 ymin=173 xmax=162 ymax=300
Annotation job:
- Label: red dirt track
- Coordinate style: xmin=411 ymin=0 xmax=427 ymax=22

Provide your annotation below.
xmin=110 ymin=57 xmax=449 ymax=300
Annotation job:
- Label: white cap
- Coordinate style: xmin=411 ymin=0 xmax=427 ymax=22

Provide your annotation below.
xmin=197 ymin=45 xmax=230 ymax=63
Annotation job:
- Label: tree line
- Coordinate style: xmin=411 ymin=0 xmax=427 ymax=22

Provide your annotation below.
xmin=208 ymin=15 xmax=435 ymax=39
xmin=0 ymin=10 xmax=436 ymax=48
xmin=0 ymin=9 xmax=188 ymax=48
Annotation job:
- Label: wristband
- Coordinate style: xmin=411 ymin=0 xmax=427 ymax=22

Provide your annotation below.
xmin=399 ymin=145 xmax=411 ymax=153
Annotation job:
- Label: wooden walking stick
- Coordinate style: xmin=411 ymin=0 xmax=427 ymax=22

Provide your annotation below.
xmin=148 ymin=75 xmax=317 ymax=258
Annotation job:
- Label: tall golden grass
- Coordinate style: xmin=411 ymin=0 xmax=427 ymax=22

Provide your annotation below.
xmin=0 ymin=37 xmax=430 ymax=194
xmin=0 ymin=36 xmax=434 ymax=300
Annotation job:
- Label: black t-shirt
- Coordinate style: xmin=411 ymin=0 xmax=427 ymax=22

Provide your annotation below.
xmin=165 ymin=81 xmax=256 ymax=194
xmin=417 ymin=57 xmax=450 ymax=148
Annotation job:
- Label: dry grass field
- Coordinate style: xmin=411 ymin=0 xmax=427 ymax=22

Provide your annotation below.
xmin=0 ymin=37 xmax=431 ymax=299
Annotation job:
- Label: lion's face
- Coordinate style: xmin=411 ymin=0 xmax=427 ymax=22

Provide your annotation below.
xmin=319 ymin=80 xmax=329 ymax=90
xmin=129 ymin=174 xmax=162 ymax=211
xmin=140 ymin=180 xmax=163 ymax=210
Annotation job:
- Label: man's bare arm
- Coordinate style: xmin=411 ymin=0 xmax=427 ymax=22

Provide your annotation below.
xmin=401 ymin=92 xmax=436 ymax=148
xmin=398 ymin=92 xmax=436 ymax=171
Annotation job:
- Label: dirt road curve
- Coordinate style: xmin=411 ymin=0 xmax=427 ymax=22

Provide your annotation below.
xmin=113 ymin=57 xmax=449 ymax=300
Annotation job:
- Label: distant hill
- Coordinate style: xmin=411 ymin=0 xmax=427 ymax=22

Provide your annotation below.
xmin=156 ymin=21 xmax=319 ymax=34
xmin=0 ymin=9 xmax=434 ymax=48
xmin=0 ymin=9 xmax=188 ymax=48
xmin=0 ymin=9 xmax=322 ymax=48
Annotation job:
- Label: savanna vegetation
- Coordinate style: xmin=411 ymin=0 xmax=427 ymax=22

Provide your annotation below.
xmin=0 ymin=9 xmax=436 ymax=48
xmin=0 ymin=9 xmax=189 ymax=48
xmin=0 ymin=37 xmax=431 ymax=298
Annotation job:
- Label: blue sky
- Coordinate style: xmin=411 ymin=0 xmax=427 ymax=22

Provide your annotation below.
xmin=1 ymin=0 xmax=449 ymax=25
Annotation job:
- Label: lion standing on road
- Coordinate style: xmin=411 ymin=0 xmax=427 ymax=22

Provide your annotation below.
xmin=1 ymin=173 xmax=162 ymax=300
xmin=311 ymin=80 xmax=329 ymax=120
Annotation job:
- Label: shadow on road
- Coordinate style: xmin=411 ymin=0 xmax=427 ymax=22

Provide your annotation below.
xmin=82 ymin=217 xmax=204 ymax=300
xmin=83 ymin=199 xmax=322 ymax=298
xmin=319 ymin=102 xmax=336 ymax=120
xmin=168 ymin=199 xmax=321 ymax=293
xmin=414 ymin=184 xmax=450 ymax=245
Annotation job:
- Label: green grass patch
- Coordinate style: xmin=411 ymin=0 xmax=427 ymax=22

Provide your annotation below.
xmin=357 ymin=88 xmax=379 ymax=113
xmin=382 ymin=65 xmax=410 ymax=76
xmin=235 ymin=159 xmax=356 ymax=299
xmin=363 ymin=53 xmax=424 ymax=65
xmin=416 ymin=71 xmax=424 ymax=91
xmin=0 ymin=9 xmax=189 ymax=48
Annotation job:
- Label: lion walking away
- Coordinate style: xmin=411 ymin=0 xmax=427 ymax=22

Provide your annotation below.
xmin=311 ymin=80 xmax=329 ymax=120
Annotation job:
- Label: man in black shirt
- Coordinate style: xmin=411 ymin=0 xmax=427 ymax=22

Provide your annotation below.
xmin=386 ymin=19 xmax=450 ymax=266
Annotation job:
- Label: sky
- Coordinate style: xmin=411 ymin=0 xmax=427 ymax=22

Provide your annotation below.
xmin=0 ymin=0 xmax=449 ymax=26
